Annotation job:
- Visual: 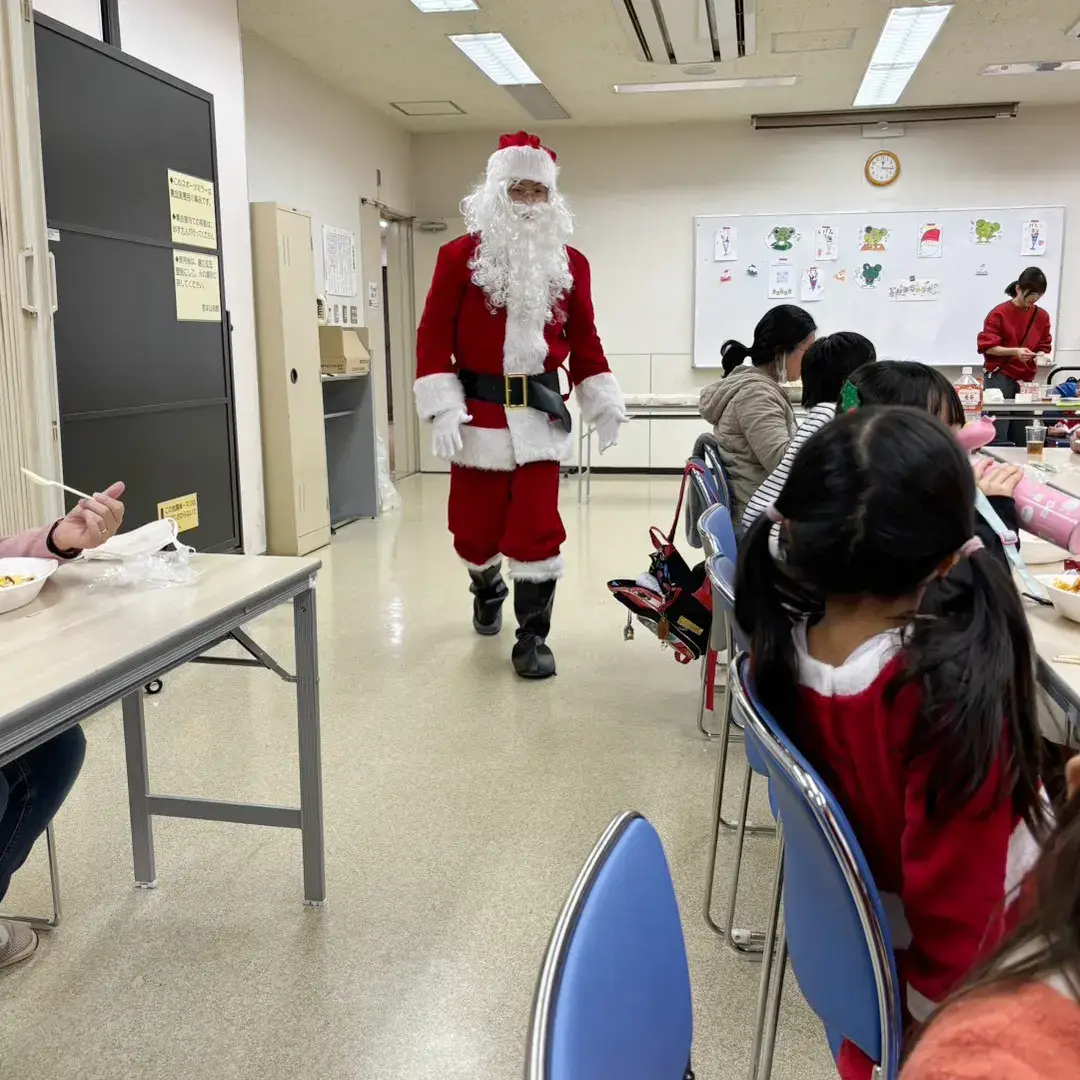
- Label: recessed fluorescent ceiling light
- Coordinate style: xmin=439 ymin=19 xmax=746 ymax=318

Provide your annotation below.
xmin=853 ymin=4 xmax=952 ymax=108
xmin=614 ymin=76 xmax=798 ymax=93
xmin=410 ymin=0 xmax=479 ymax=11
xmin=983 ymin=60 xmax=1080 ymax=75
xmin=449 ymin=33 xmax=539 ymax=85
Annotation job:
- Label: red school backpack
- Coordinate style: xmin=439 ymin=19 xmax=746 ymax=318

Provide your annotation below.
xmin=606 ymin=463 xmax=713 ymax=664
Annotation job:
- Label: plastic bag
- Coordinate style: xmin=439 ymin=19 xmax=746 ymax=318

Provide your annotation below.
xmin=376 ymin=433 xmax=402 ymax=513
xmin=88 ymin=550 xmax=197 ymax=589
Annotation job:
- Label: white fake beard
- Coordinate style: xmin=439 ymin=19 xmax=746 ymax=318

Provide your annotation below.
xmin=462 ymin=181 xmax=574 ymax=368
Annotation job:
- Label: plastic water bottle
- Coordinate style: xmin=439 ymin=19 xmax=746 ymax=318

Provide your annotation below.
xmin=955 ymin=366 xmax=983 ymax=424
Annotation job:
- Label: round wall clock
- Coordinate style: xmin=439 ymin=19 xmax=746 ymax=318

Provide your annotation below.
xmin=865 ymin=149 xmax=901 ymax=187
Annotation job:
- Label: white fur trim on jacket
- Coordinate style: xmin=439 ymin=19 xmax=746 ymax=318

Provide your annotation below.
xmin=509 ymin=554 xmax=564 ymax=582
xmin=575 ymin=371 xmax=625 ymax=426
xmin=455 ymin=425 xmax=517 ymax=471
xmin=414 ymin=372 xmax=465 ymax=421
xmin=486 ymin=146 xmax=558 ymax=191
xmin=450 ymin=414 xmax=572 ymax=471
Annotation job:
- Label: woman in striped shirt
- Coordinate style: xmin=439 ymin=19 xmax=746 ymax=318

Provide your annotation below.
xmin=742 ymin=331 xmax=876 ymax=530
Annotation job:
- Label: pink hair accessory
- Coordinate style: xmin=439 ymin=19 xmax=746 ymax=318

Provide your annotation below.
xmin=958 ymin=537 xmax=984 ymax=559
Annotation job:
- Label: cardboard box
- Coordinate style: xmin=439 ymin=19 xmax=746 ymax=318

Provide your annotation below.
xmin=319 ymin=326 xmax=370 ymax=376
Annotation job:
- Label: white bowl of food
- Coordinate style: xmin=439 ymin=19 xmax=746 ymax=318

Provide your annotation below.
xmin=1038 ymin=572 xmax=1080 ymax=624
xmin=0 ymin=557 xmax=59 ymax=615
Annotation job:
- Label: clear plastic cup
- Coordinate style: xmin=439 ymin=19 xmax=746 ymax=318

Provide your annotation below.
xmin=1026 ymin=424 xmax=1046 ymax=457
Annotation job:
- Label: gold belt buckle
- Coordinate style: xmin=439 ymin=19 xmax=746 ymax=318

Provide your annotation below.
xmin=505 ymin=373 xmax=528 ymax=409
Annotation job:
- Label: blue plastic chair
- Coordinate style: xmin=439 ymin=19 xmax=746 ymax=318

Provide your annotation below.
xmin=731 ymin=657 xmax=903 ymax=1080
xmin=526 ymin=813 xmax=694 ymax=1080
xmin=685 ymin=459 xmax=721 ymax=550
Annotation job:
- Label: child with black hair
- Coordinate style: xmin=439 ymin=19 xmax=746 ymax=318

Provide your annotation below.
xmin=735 ymin=407 xmax=1048 ymax=1080
xmin=743 ymin=331 xmax=876 ymax=530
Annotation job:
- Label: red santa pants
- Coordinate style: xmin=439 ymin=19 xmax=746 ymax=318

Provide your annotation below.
xmin=449 ymin=462 xmax=565 ymax=574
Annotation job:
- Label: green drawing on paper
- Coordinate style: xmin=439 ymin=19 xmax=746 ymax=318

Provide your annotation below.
xmin=855 ymin=263 xmax=883 ymax=289
xmin=766 ymin=225 xmax=800 ymax=251
xmin=971 ymin=218 xmax=1002 ymax=244
xmin=860 ymin=225 xmax=890 ymax=252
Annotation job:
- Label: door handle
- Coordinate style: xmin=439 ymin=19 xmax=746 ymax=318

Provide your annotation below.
xmin=47 ymin=251 xmax=58 ymax=313
xmin=19 ymin=247 xmax=38 ymax=316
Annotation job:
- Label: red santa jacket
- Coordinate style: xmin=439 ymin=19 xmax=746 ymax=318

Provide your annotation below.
xmin=413 ymin=233 xmax=623 ymax=471
xmin=788 ymin=623 xmax=1041 ymax=1080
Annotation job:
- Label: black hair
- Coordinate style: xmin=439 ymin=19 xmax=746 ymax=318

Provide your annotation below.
xmin=1006 ymin=266 xmax=1047 ymax=298
xmin=720 ymin=304 xmax=817 ymax=376
xmin=734 ymin=406 xmax=1046 ymax=832
xmin=845 ymin=360 xmax=964 ymax=428
xmin=801 ymin=331 xmax=876 ymax=408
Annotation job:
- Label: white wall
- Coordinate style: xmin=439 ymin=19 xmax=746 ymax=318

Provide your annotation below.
xmin=34 ymin=0 xmax=266 ymax=552
xmin=242 ymin=32 xmax=412 ymax=299
xmin=412 ymin=109 xmax=1080 ymax=403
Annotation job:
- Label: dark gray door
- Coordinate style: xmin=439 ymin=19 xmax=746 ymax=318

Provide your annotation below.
xmin=34 ymin=14 xmax=241 ymax=551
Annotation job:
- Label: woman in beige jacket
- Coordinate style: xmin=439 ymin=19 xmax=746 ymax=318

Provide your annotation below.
xmin=699 ymin=304 xmax=816 ymax=523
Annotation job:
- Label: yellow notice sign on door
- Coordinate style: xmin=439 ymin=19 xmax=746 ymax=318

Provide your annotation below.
xmin=173 ymin=250 xmax=221 ymax=322
xmin=168 ymin=169 xmax=217 ymax=248
xmin=157 ymin=492 xmax=199 ymax=534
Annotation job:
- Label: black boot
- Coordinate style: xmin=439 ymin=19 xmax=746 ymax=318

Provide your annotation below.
xmin=511 ymin=579 xmax=557 ymax=679
xmin=469 ymin=565 xmax=508 ymax=636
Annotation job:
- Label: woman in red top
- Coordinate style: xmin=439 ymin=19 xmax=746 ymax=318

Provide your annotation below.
xmin=977 ymin=266 xmax=1052 ymax=445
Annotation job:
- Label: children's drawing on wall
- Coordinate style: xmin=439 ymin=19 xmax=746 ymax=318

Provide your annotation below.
xmin=800 ymin=265 xmax=824 ymax=302
xmin=975 ymin=263 xmax=989 ymax=276
xmin=970 ymin=218 xmax=1002 ymax=244
xmin=917 ymin=223 xmax=942 ymax=258
xmin=814 ymin=224 xmax=839 ymax=261
xmin=720 ymin=268 xmax=732 ymax=283
xmin=767 ymin=259 xmax=795 ymax=299
xmin=888 ymin=276 xmax=941 ymax=301
xmin=765 ymin=225 xmax=800 ymax=252
xmin=859 ymin=225 xmax=890 ymax=252
xmin=746 ymin=263 xmax=759 ymax=277
xmin=834 ymin=269 xmax=848 ymax=283
xmin=855 ymin=263 xmax=883 ymax=289
xmin=1021 ymin=218 xmax=1047 ymax=256
xmin=714 ymin=225 xmax=738 ymax=261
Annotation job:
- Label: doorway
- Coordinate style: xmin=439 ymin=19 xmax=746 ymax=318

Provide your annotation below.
xmin=359 ymin=200 xmax=418 ymax=481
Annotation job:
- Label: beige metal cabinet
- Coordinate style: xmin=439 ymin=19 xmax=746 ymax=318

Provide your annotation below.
xmin=250 ymin=203 xmax=330 ymax=555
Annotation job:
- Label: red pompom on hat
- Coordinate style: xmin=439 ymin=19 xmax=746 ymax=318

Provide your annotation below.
xmin=484 ymin=130 xmax=559 ymax=191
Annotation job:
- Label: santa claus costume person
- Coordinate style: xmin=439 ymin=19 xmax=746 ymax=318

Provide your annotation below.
xmin=414 ymin=131 xmax=627 ymax=679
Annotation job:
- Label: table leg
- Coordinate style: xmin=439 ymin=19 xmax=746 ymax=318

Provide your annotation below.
xmin=293 ymin=585 xmax=326 ymax=906
xmin=122 ymin=690 xmax=157 ymax=888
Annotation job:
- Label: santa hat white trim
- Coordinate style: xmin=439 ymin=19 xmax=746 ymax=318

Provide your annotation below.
xmin=508 ymin=554 xmax=564 ymax=582
xmin=574 ymin=371 xmax=625 ymax=426
xmin=485 ymin=145 xmax=558 ymax=192
xmin=414 ymin=372 xmax=465 ymax=421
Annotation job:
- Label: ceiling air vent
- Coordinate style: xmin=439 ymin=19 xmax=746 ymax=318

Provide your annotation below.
xmin=613 ymin=0 xmax=756 ymax=64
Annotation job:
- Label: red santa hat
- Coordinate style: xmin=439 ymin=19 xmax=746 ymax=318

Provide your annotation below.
xmin=483 ymin=131 xmax=559 ymax=192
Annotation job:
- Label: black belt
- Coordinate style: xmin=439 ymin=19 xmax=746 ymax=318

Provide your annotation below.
xmin=458 ymin=370 xmax=572 ymax=433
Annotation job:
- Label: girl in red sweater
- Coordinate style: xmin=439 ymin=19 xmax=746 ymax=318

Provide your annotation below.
xmin=977 ymin=266 xmax=1053 ymax=445
xmin=734 ymin=407 xmax=1049 ymax=1080
xmin=902 ymin=757 xmax=1080 ymax=1080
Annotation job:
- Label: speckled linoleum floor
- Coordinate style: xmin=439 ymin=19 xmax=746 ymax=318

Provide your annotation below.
xmin=0 ymin=474 xmax=836 ymax=1080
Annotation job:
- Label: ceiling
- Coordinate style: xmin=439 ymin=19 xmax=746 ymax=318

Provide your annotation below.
xmin=238 ymin=0 xmax=1080 ymax=132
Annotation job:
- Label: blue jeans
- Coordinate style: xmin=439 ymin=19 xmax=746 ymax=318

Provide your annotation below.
xmin=0 ymin=726 xmax=86 ymax=903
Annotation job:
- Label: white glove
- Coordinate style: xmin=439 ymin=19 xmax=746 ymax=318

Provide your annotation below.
xmin=431 ymin=407 xmax=471 ymax=460
xmin=594 ymin=407 xmax=629 ymax=453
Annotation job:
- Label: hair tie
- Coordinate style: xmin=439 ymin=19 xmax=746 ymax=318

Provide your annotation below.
xmin=840 ymin=380 xmax=861 ymax=412
xmin=959 ymin=537 xmax=984 ymax=559
xmin=765 ymin=504 xmax=783 ymax=524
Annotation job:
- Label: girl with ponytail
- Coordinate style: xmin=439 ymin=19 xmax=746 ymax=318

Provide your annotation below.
xmin=699 ymin=304 xmax=816 ymax=523
xmin=734 ymin=406 xmax=1048 ymax=1080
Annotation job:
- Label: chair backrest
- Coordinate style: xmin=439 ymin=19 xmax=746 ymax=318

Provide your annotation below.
xmin=697 ymin=503 xmax=737 ymax=563
xmin=526 ymin=813 xmax=693 ymax=1080
xmin=731 ymin=657 xmax=902 ymax=1077
xmin=701 ymin=442 xmax=733 ymax=511
xmin=685 ymin=460 xmax=719 ymax=549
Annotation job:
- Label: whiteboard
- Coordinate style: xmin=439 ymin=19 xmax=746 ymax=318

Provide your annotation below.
xmin=692 ymin=206 xmax=1065 ymax=368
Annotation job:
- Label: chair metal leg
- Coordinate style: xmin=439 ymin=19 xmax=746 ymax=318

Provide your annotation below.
xmin=696 ymin=649 xmax=722 ymax=740
xmin=748 ymin=828 xmax=785 ymax=1080
xmin=719 ymin=758 xmax=768 ymax=957
xmin=4 ymin=824 xmax=62 ymax=931
xmin=758 ymin=922 xmax=787 ymax=1080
